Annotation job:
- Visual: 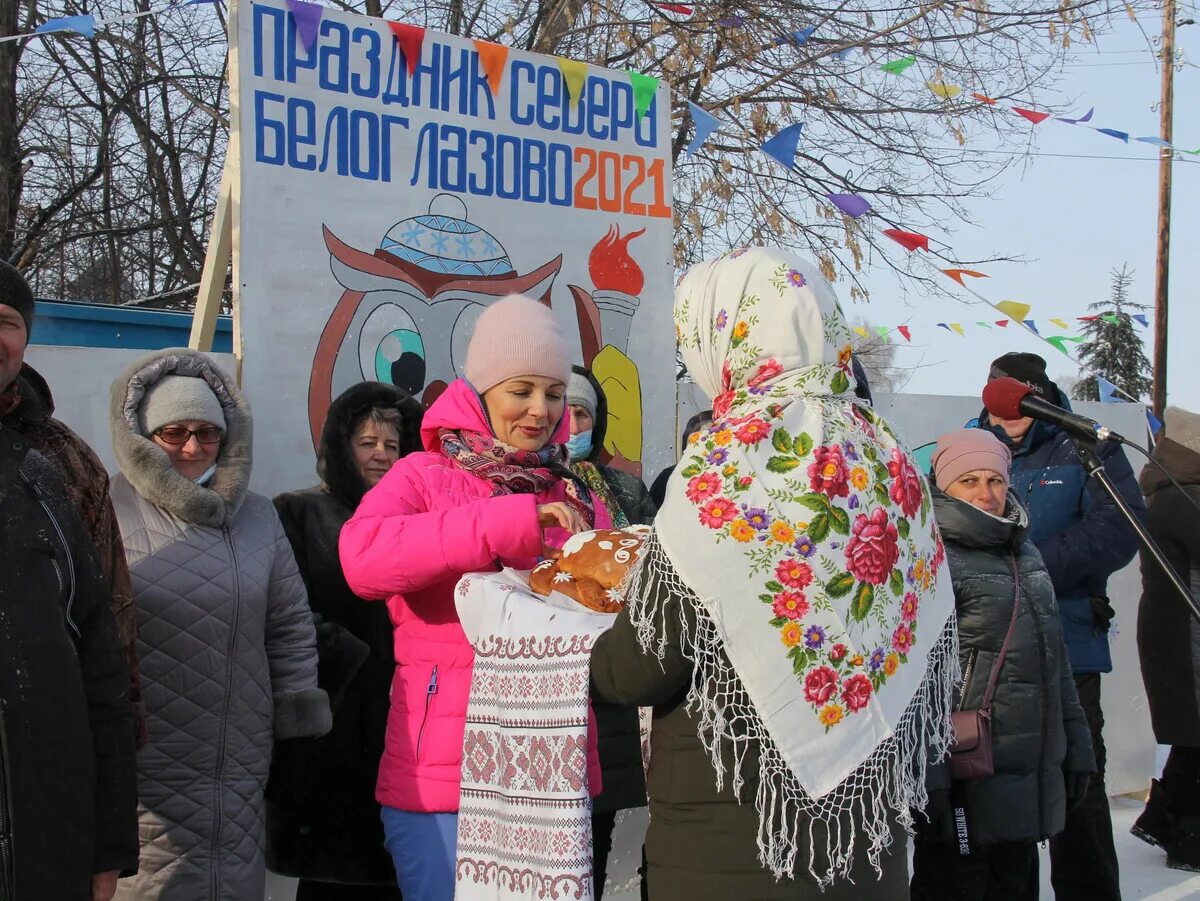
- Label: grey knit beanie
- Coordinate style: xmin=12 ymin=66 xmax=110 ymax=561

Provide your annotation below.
xmin=0 ymin=260 xmax=34 ymax=341
xmin=566 ymin=370 xmax=598 ymax=421
xmin=1165 ymin=406 xmax=1200 ymax=457
xmin=138 ymin=375 xmax=227 ymax=436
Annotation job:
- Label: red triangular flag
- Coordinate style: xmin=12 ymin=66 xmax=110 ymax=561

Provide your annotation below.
xmin=1078 ymin=315 xmax=1099 ymax=322
xmin=882 ymin=229 xmax=929 ymax=252
xmin=972 ymin=92 xmax=997 ymax=105
xmin=387 ymin=22 xmax=426 ymax=76
xmin=995 ymin=320 xmax=1009 ymax=327
xmin=898 ymin=325 xmax=912 ymax=342
xmin=940 ymin=268 xmax=989 ymax=286
xmin=1013 ymin=107 xmax=1051 ymax=125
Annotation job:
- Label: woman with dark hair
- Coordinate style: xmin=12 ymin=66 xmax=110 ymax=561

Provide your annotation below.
xmin=267 ymin=382 xmax=424 ymax=899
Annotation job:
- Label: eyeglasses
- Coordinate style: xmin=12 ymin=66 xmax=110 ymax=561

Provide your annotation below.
xmin=154 ymin=425 xmax=224 ymax=446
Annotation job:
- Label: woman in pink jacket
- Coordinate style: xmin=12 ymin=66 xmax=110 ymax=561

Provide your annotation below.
xmin=340 ymin=295 xmax=610 ymax=900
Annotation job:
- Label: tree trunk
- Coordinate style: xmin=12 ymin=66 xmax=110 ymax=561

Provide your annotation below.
xmin=0 ymin=0 xmax=22 ymax=261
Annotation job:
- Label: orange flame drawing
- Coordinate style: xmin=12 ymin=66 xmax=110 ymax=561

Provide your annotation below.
xmin=589 ymin=225 xmax=646 ymax=295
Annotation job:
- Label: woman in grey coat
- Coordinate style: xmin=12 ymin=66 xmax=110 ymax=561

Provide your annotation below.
xmin=911 ymin=429 xmax=1094 ymax=901
xmin=108 ymin=348 xmax=331 ymax=900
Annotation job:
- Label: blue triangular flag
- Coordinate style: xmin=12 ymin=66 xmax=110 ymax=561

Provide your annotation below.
xmin=833 ymin=47 xmax=855 ymax=60
xmin=286 ymin=0 xmax=324 ymax=52
xmin=1096 ymin=128 xmax=1129 ymax=143
xmin=760 ymin=123 xmax=804 ymax=170
xmin=1135 ymin=136 xmax=1172 ymax=148
xmin=1147 ymin=408 xmax=1163 ymax=436
xmin=936 ymin=323 xmax=951 ymax=331
xmin=1132 ymin=313 xmax=1149 ymax=328
xmin=685 ymin=101 xmax=720 ymax=156
xmin=1056 ymin=107 xmax=1094 ymax=125
xmin=1096 ymin=375 xmax=1119 ymax=403
xmin=1023 ymin=319 xmax=1040 ymax=335
xmin=35 ymin=14 xmax=95 ymax=38
xmin=790 ymin=26 xmax=815 ymax=45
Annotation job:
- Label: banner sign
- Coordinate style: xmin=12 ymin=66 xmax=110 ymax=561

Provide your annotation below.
xmin=232 ymin=0 xmax=675 ymax=491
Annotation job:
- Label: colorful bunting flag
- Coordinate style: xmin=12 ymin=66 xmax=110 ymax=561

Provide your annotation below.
xmin=716 ymin=16 xmax=745 ymax=27
xmin=1057 ymin=107 xmax=1094 ymax=125
xmin=937 ymin=323 xmax=951 ymax=332
xmin=474 ymin=41 xmax=509 ymax=96
xmin=1132 ymin=314 xmax=1149 ymax=328
xmin=1045 ymin=335 xmax=1085 ymax=354
xmin=1096 ymin=375 xmax=1120 ymax=403
xmin=35 ymin=14 xmax=95 ymax=38
xmin=387 ymin=22 xmax=426 ymax=76
xmin=1136 ymin=136 xmax=1172 ymax=148
xmin=1101 ymin=313 xmax=1122 ymax=324
xmin=286 ymin=0 xmax=323 ymax=53
xmin=875 ymin=326 xmax=891 ymax=342
xmin=1095 ymin=128 xmax=1129 ymax=143
xmin=880 ymin=55 xmax=916 ymax=75
xmin=927 ymin=81 xmax=962 ymax=100
xmin=760 ymin=123 xmax=805 ymax=170
xmin=993 ymin=300 xmax=1031 ymax=322
xmin=1024 ymin=319 xmax=1040 ymax=335
xmin=654 ymin=3 xmax=694 ymax=14
xmin=826 ymin=193 xmax=871 ymax=218
xmin=627 ymin=71 xmax=659 ymax=119
xmin=833 ymin=48 xmax=855 ymax=60
xmin=1049 ymin=318 xmax=1069 ymax=330
xmin=949 ymin=323 xmax=965 ymax=336
xmin=685 ymin=101 xmax=720 ymax=156
xmin=941 ymin=268 xmax=989 ymax=286
xmin=1013 ymin=107 xmax=1051 ymax=124
xmin=882 ymin=229 xmax=929 ymax=252
xmin=976 ymin=321 xmax=992 ymax=328
xmin=853 ymin=326 xmax=869 ymax=338
xmin=1078 ymin=315 xmax=1099 ymax=322
xmin=972 ymin=92 xmax=998 ymax=105
xmin=995 ymin=320 xmax=1009 ymax=327
xmin=556 ymin=57 xmax=589 ymax=107
xmin=1147 ymin=409 xmax=1164 ymax=436
xmin=898 ymin=325 xmax=912 ymax=342
xmin=785 ymin=27 xmax=815 ymax=45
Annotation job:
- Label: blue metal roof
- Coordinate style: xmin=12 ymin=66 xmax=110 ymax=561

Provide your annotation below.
xmin=31 ymin=300 xmax=233 ymax=352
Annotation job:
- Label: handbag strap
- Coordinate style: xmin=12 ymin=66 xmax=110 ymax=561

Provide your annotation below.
xmin=979 ymin=555 xmax=1021 ymax=717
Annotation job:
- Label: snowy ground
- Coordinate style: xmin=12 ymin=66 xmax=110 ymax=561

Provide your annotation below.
xmin=264 ymin=792 xmax=1200 ymax=899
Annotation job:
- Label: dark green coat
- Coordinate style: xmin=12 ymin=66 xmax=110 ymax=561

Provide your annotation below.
xmin=925 ymin=489 xmax=1094 ymax=845
xmin=590 ymin=560 xmax=909 ymax=900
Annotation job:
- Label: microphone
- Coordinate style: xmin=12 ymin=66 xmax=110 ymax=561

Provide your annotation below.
xmin=982 ymin=377 xmax=1126 ymax=444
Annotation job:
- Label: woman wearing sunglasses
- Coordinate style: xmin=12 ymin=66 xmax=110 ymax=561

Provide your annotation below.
xmin=108 ymin=348 xmax=331 ymax=900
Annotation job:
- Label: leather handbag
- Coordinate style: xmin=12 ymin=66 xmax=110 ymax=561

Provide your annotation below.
xmin=949 ymin=555 xmax=1021 ymax=781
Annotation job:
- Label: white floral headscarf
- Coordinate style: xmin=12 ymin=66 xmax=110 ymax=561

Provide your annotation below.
xmin=629 ymin=247 xmax=958 ymax=883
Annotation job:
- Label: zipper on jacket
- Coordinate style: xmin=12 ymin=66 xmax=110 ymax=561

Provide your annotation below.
xmin=21 ymin=471 xmax=79 ymax=636
xmin=957 ymin=648 xmax=979 ymax=711
xmin=210 ymin=525 xmax=242 ymax=900
xmin=0 ymin=714 xmax=14 ymax=901
xmin=416 ymin=666 xmax=439 ymax=758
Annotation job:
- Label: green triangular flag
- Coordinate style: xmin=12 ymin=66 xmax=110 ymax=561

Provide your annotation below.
xmin=880 ymin=55 xmax=916 ymax=75
xmin=1046 ymin=335 xmax=1085 ymax=355
xmin=1101 ymin=313 xmax=1121 ymax=324
xmin=627 ymin=71 xmax=659 ymax=119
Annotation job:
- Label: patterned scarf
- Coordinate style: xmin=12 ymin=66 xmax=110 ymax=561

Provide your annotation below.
xmin=439 ymin=427 xmax=595 ymax=529
xmin=569 ymin=460 xmax=631 ymax=529
xmin=629 ymin=247 xmax=958 ymax=884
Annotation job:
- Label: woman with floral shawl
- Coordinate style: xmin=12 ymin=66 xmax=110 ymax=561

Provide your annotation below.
xmin=590 ymin=247 xmax=959 ymax=899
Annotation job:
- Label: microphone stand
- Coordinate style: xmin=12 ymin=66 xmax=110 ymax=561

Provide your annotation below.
xmin=1071 ymin=436 xmax=1200 ymax=625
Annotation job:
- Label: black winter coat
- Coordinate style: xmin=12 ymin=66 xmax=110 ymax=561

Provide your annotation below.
xmin=591 ymin=558 xmax=909 ymax=900
xmin=1137 ymin=437 xmax=1200 ymax=747
xmin=572 ymin=366 xmax=652 ymax=813
xmin=0 ymin=426 xmax=138 ymax=898
xmin=265 ymin=382 xmax=423 ymax=885
xmin=925 ymin=489 xmax=1094 ymax=846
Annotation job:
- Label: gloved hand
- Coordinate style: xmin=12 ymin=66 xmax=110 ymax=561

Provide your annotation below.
xmin=1065 ymin=770 xmax=1091 ymax=813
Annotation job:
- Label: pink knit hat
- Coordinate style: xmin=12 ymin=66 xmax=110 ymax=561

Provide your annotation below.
xmin=931 ymin=428 xmax=1012 ymax=491
xmin=464 ymin=295 xmax=570 ymax=394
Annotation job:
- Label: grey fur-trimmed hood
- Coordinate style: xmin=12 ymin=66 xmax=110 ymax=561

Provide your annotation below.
xmin=110 ymin=348 xmax=252 ymax=527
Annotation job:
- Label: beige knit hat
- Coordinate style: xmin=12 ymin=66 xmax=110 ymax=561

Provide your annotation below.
xmin=1165 ymin=406 xmax=1200 ymax=456
xmin=463 ymin=295 xmax=570 ymax=393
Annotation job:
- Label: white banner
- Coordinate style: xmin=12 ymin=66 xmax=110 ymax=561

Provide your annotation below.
xmin=232 ymin=0 xmax=675 ymax=493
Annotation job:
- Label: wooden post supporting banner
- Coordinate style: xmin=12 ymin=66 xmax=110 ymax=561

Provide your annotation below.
xmin=188 ymin=162 xmax=232 ymax=352
xmin=1152 ymin=0 xmax=1176 ymax=421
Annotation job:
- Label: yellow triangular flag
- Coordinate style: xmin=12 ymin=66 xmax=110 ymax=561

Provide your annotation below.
xmin=853 ymin=326 xmax=869 ymax=338
xmin=556 ymin=57 xmax=588 ymax=107
xmin=926 ymin=81 xmax=962 ymax=100
xmin=1050 ymin=317 xmax=1069 ymax=330
xmin=993 ymin=300 xmax=1032 ymax=322
xmin=950 ymin=323 xmax=965 ymax=336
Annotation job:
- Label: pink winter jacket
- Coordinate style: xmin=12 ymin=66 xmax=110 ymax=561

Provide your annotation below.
xmin=340 ymin=379 xmax=610 ymax=812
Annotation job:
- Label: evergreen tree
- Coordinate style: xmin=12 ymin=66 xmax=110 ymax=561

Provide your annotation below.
xmin=1071 ymin=264 xmax=1152 ymax=403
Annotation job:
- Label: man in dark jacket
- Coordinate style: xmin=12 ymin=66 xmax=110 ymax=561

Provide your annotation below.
xmin=649 ymin=409 xmax=712 ymax=510
xmin=974 ymin=351 xmax=1145 ymax=901
xmin=0 ymin=260 xmax=145 ymax=745
xmin=0 ymin=414 xmax=139 ymax=895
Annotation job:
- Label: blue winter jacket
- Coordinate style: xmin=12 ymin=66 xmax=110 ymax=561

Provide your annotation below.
xmin=969 ymin=389 xmax=1146 ymax=673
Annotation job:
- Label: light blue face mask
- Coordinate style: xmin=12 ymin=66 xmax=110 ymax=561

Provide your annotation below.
xmin=566 ymin=429 xmax=593 ymax=461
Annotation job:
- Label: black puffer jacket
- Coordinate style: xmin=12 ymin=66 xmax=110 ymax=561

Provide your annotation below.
xmin=266 ymin=382 xmax=423 ymax=885
xmin=0 ymin=425 xmax=138 ymax=898
xmin=927 ymin=488 xmax=1095 ymax=845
